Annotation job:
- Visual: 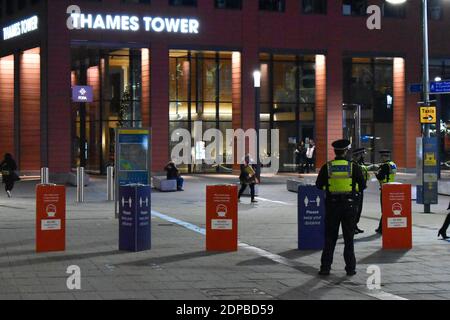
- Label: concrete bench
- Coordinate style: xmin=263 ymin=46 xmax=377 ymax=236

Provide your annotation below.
xmin=153 ymin=176 xmax=177 ymax=192
xmin=287 ymin=179 xmax=311 ymax=193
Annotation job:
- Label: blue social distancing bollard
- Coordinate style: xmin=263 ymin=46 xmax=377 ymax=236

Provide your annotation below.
xmin=119 ymin=184 xmax=151 ymax=252
xmin=298 ymin=185 xmax=326 ymax=250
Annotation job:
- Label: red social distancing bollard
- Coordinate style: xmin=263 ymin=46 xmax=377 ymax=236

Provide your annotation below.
xmin=206 ymin=185 xmax=238 ymax=252
xmin=36 ymin=184 xmax=66 ymax=253
xmin=382 ymin=183 xmax=412 ymax=250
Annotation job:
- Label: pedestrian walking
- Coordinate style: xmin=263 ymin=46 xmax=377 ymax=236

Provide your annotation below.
xmin=294 ymin=142 xmax=306 ymax=174
xmin=305 ymin=140 xmax=316 ymax=173
xmin=438 ymin=202 xmax=450 ymax=240
xmin=316 ymin=140 xmax=366 ymax=276
xmin=375 ymin=150 xmax=397 ymax=234
xmin=0 ymin=153 xmax=19 ymax=198
xmin=352 ymin=147 xmax=370 ymax=234
xmin=238 ymin=156 xmax=258 ymax=203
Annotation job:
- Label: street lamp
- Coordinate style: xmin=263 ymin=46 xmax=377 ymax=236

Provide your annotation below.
xmin=253 ymin=70 xmax=261 ymax=181
xmin=387 ymin=0 xmax=433 ymax=213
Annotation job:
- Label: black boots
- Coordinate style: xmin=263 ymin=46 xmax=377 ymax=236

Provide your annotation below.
xmin=438 ymin=214 xmax=450 ymax=240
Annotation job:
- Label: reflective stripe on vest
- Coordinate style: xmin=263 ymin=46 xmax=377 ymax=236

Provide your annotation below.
xmin=326 ymin=160 xmax=358 ymax=194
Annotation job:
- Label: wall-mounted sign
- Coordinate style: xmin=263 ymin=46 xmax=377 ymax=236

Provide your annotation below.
xmin=72 ymin=86 xmax=93 ymax=103
xmin=2 ymin=16 xmax=39 ymax=41
xmin=69 ymin=12 xmax=199 ymax=34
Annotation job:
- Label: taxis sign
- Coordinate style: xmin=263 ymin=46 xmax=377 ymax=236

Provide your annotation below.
xmin=420 ymin=106 xmax=436 ymax=124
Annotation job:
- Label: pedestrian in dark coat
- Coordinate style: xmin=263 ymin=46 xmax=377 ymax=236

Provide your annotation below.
xmin=0 ymin=153 xmax=19 ymax=198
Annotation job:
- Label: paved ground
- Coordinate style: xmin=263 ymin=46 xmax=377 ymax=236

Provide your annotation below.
xmin=0 ymin=173 xmax=449 ymax=300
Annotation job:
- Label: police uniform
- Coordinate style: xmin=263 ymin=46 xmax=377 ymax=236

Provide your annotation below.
xmin=316 ymin=140 xmax=366 ymax=276
xmin=352 ymin=148 xmax=369 ymax=234
xmin=375 ymin=150 xmax=397 ymax=234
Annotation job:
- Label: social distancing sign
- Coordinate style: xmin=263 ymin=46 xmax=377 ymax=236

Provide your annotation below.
xmin=206 ymin=185 xmax=238 ymax=251
xmin=382 ymin=184 xmax=412 ymax=250
xmin=36 ymin=185 xmax=66 ymax=253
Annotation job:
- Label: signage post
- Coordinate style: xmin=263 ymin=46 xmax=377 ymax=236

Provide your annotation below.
xmin=119 ymin=184 xmax=151 ymax=252
xmin=206 ymin=185 xmax=238 ymax=252
xmin=382 ymin=184 xmax=412 ymax=250
xmin=115 ymin=128 xmax=151 ymax=217
xmin=36 ymin=184 xmax=66 ymax=253
xmin=298 ymin=186 xmax=325 ymax=250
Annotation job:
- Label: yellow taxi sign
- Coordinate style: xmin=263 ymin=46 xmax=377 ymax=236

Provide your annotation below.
xmin=420 ymin=106 xmax=436 ymax=124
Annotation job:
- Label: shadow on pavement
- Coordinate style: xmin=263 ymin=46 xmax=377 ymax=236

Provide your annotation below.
xmin=0 ymin=250 xmax=123 ymax=268
xmin=117 ymin=250 xmax=227 ymax=267
xmin=357 ymin=248 xmax=410 ymax=264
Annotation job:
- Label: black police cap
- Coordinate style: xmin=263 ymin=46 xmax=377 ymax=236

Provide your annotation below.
xmin=379 ymin=149 xmax=391 ymax=155
xmin=332 ymin=139 xmax=351 ymax=151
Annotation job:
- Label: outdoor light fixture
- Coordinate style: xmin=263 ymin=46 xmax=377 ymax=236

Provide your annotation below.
xmin=435 ymin=76 xmax=442 ymax=82
xmin=385 ymin=0 xmax=407 ymax=4
xmin=253 ymin=70 xmax=261 ymax=88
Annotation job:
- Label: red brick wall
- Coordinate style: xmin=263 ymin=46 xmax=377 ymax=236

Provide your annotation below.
xmin=393 ymin=58 xmax=406 ymax=168
xmin=141 ymin=48 xmax=151 ymax=128
xmin=150 ymin=43 xmax=169 ymax=172
xmin=315 ymin=55 xmax=327 ymax=167
xmin=20 ymin=48 xmax=41 ymax=171
xmin=0 ymin=55 xmax=15 ymax=158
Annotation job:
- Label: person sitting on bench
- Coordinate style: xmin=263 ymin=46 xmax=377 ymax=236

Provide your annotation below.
xmin=164 ymin=161 xmax=184 ymax=191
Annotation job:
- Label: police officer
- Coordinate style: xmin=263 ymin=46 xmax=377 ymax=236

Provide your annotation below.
xmin=352 ymin=147 xmax=369 ymax=234
xmin=375 ymin=150 xmax=397 ymax=234
xmin=316 ymin=139 xmax=366 ymax=276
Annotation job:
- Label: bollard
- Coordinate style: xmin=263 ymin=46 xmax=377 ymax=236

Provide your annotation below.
xmin=107 ymin=166 xmax=115 ymax=201
xmin=40 ymin=167 xmax=49 ymax=184
xmin=76 ymin=167 xmax=85 ymax=203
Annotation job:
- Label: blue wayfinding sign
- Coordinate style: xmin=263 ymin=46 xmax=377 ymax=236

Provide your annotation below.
xmin=119 ymin=184 xmax=151 ymax=252
xmin=298 ymin=186 xmax=325 ymax=250
xmin=409 ymin=81 xmax=450 ymax=94
xmin=430 ymin=81 xmax=450 ymax=94
xmin=72 ymin=85 xmax=93 ymax=102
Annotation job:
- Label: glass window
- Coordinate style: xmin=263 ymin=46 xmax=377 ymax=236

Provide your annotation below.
xmin=383 ymin=0 xmax=406 ymax=18
xmin=429 ymin=0 xmax=443 ymax=21
xmin=259 ymin=0 xmax=285 ymax=12
xmin=260 ymin=54 xmax=316 ymax=172
xmin=302 ymin=0 xmax=327 ymax=14
xmin=169 ymin=50 xmax=234 ymax=173
xmin=169 ymin=0 xmax=197 ymax=6
xmin=343 ymin=57 xmax=394 ymax=164
xmin=342 ymin=0 xmax=367 ymax=16
xmin=215 ymin=0 xmax=242 ymax=9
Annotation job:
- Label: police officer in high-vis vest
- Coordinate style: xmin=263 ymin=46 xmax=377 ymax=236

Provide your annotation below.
xmin=375 ymin=149 xmax=397 ymax=234
xmin=316 ymin=140 xmax=366 ymax=276
xmin=352 ymin=148 xmax=369 ymax=234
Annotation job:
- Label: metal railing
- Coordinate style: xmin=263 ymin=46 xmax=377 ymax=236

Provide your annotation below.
xmin=76 ymin=167 xmax=85 ymax=203
xmin=40 ymin=167 xmax=49 ymax=184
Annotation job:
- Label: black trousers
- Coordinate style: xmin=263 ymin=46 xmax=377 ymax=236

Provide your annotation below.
xmin=321 ymin=199 xmax=357 ymax=272
xmin=238 ymin=183 xmax=255 ymax=200
xmin=3 ymin=178 xmax=14 ymax=192
xmin=440 ymin=214 xmax=450 ymax=233
xmin=355 ymin=192 xmax=364 ymax=225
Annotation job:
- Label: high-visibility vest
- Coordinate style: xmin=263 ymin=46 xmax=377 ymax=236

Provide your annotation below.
xmin=361 ymin=164 xmax=370 ymax=183
xmin=326 ymin=160 xmax=359 ymax=194
xmin=378 ymin=161 xmax=397 ymax=185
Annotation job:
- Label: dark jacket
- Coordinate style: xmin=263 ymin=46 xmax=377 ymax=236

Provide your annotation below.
xmin=164 ymin=164 xmax=180 ymax=180
xmin=0 ymin=157 xmax=18 ymax=183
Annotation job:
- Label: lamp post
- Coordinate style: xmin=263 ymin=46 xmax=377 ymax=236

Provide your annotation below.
xmin=253 ymin=70 xmax=261 ymax=181
xmin=387 ymin=0 xmax=434 ymax=213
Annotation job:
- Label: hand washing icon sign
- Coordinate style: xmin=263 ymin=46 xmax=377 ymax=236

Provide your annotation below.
xmin=392 ymin=203 xmax=403 ymax=216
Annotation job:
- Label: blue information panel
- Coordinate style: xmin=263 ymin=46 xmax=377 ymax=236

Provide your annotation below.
xmin=422 ymin=137 xmax=439 ymax=205
xmin=298 ymin=186 xmax=325 ymax=250
xmin=119 ymin=185 xmax=151 ymax=252
xmin=430 ymin=81 xmax=450 ymax=94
